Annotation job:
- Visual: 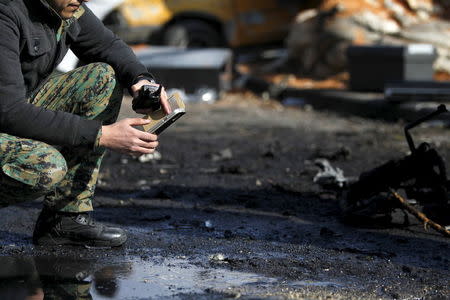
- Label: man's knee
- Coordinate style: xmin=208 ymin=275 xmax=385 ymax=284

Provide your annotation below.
xmin=81 ymin=63 xmax=123 ymax=121
xmin=2 ymin=147 xmax=67 ymax=191
xmin=88 ymin=62 xmax=118 ymax=91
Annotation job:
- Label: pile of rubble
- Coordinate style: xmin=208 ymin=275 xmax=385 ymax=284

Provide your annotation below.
xmin=286 ymin=0 xmax=450 ymax=80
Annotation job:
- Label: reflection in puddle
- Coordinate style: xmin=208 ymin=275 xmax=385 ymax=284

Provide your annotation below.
xmin=0 ymin=256 xmax=278 ymax=299
xmin=93 ymin=258 xmax=277 ymax=299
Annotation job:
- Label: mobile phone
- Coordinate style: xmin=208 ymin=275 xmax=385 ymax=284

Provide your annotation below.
xmin=142 ymin=92 xmax=186 ymax=134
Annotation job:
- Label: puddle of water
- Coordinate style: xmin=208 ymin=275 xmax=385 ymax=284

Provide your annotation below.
xmin=92 ymin=257 xmax=277 ymax=299
xmin=0 ymin=256 xmax=277 ymax=299
xmin=0 ymin=255 xmax=347 ymax=299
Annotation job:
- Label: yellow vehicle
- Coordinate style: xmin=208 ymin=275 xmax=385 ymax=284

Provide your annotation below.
xmin=103 ymin=0 xmax=303 ymax=47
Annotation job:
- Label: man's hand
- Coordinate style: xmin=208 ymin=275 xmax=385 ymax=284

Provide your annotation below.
xmin=130 ymin=79 xmax=171 ymax=115
xmin=99 ymin=118 xmax=159 ymax=156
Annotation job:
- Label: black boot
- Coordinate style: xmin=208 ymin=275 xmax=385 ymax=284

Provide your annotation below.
xmin=33 ymin=208 xmax=127 ymax=247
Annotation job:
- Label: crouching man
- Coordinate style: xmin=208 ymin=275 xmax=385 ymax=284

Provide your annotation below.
xmin=0 ymin=0 xmax=170 ymax=247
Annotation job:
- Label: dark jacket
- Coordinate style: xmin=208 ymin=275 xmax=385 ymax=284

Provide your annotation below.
xmin=0 ymin=0 xmax=151 ymax=147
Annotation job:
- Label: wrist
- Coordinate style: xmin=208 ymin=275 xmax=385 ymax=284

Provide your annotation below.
xmin=98 ymin=125 xmax=109 ymax=148
xmin=129 ymin=74 xmax=156 ymax=95
xmin=133 ymin=74 xmax=155 ymax=85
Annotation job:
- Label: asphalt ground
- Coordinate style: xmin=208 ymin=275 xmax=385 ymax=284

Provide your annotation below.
xmin=0 ymin=93 xmax=448 ymax=299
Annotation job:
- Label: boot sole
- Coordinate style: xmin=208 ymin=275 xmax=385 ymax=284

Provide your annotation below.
xmin=34 ymin=234 xmax=127 ymax=247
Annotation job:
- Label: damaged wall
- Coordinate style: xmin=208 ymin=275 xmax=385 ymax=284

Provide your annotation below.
xmin=287 ymin=0 xmax=450 ymax=78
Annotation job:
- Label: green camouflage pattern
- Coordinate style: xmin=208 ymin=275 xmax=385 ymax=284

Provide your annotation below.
xmin=0 ymin=63 xmax=122 ymax=212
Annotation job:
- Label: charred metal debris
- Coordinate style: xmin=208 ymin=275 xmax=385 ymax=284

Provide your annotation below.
xmin=340 ymin=104 xmax=450 ymax=236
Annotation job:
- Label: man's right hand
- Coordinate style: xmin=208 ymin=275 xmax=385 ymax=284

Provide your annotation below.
xmin=99 ymin=118 xmax=158 ymax=156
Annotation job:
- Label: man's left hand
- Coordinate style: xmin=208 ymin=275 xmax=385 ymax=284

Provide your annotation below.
xmin=130 ymin=79 xmax=171 ymax=115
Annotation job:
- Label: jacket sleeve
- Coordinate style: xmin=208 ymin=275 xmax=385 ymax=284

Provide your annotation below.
xmin=70 ymin=5 xmax=152 ymax=88
xmin=0 ymin=5 xmax=101 ymax=147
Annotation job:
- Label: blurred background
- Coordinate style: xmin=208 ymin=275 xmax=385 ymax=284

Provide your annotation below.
xmin=95 ymin=0 xmax=450 ymax=92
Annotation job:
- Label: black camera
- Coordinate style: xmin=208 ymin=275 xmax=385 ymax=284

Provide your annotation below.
xmin=132 ymin=85 xmax=162 ymax=112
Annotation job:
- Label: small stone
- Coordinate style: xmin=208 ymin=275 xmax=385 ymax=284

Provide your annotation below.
xmin=211 ymin=148 xmax=233 ymax=162
xmin=209 ymin=253 xmax=227 ymax=262
xmin=137 ymin=179 xmax=147 ymax=186
xmin=138 ymin=151 xmax=162 ymax=163
xmin=204 ymin=220 xmax=214 ymax=229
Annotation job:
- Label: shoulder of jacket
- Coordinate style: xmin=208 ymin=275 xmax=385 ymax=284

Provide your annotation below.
xmin=0 ymin=0 xmax=14 ymax=5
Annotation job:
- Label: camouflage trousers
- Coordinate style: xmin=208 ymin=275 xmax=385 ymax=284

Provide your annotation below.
xmin=0 ymin=63 xmax=122 ymax=212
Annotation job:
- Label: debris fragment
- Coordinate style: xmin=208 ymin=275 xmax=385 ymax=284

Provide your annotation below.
xmin=204 ymin=220 xmax=214 ymax=231
xmin=313 ymin=159 xmax=347 ymax=189
xmin=137 ymin=179 xmax=148 ymax=186
xmin=138 ymin=151 xmax=162 ymax=163
xmin=211 ymin=148 xmax=233 ymax=162
xmin=209 ymin=253 xmax=227 ymax=262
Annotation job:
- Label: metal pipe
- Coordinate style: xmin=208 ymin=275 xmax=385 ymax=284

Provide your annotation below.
xmin=404 ymin=104 xmax=448 ymax=153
